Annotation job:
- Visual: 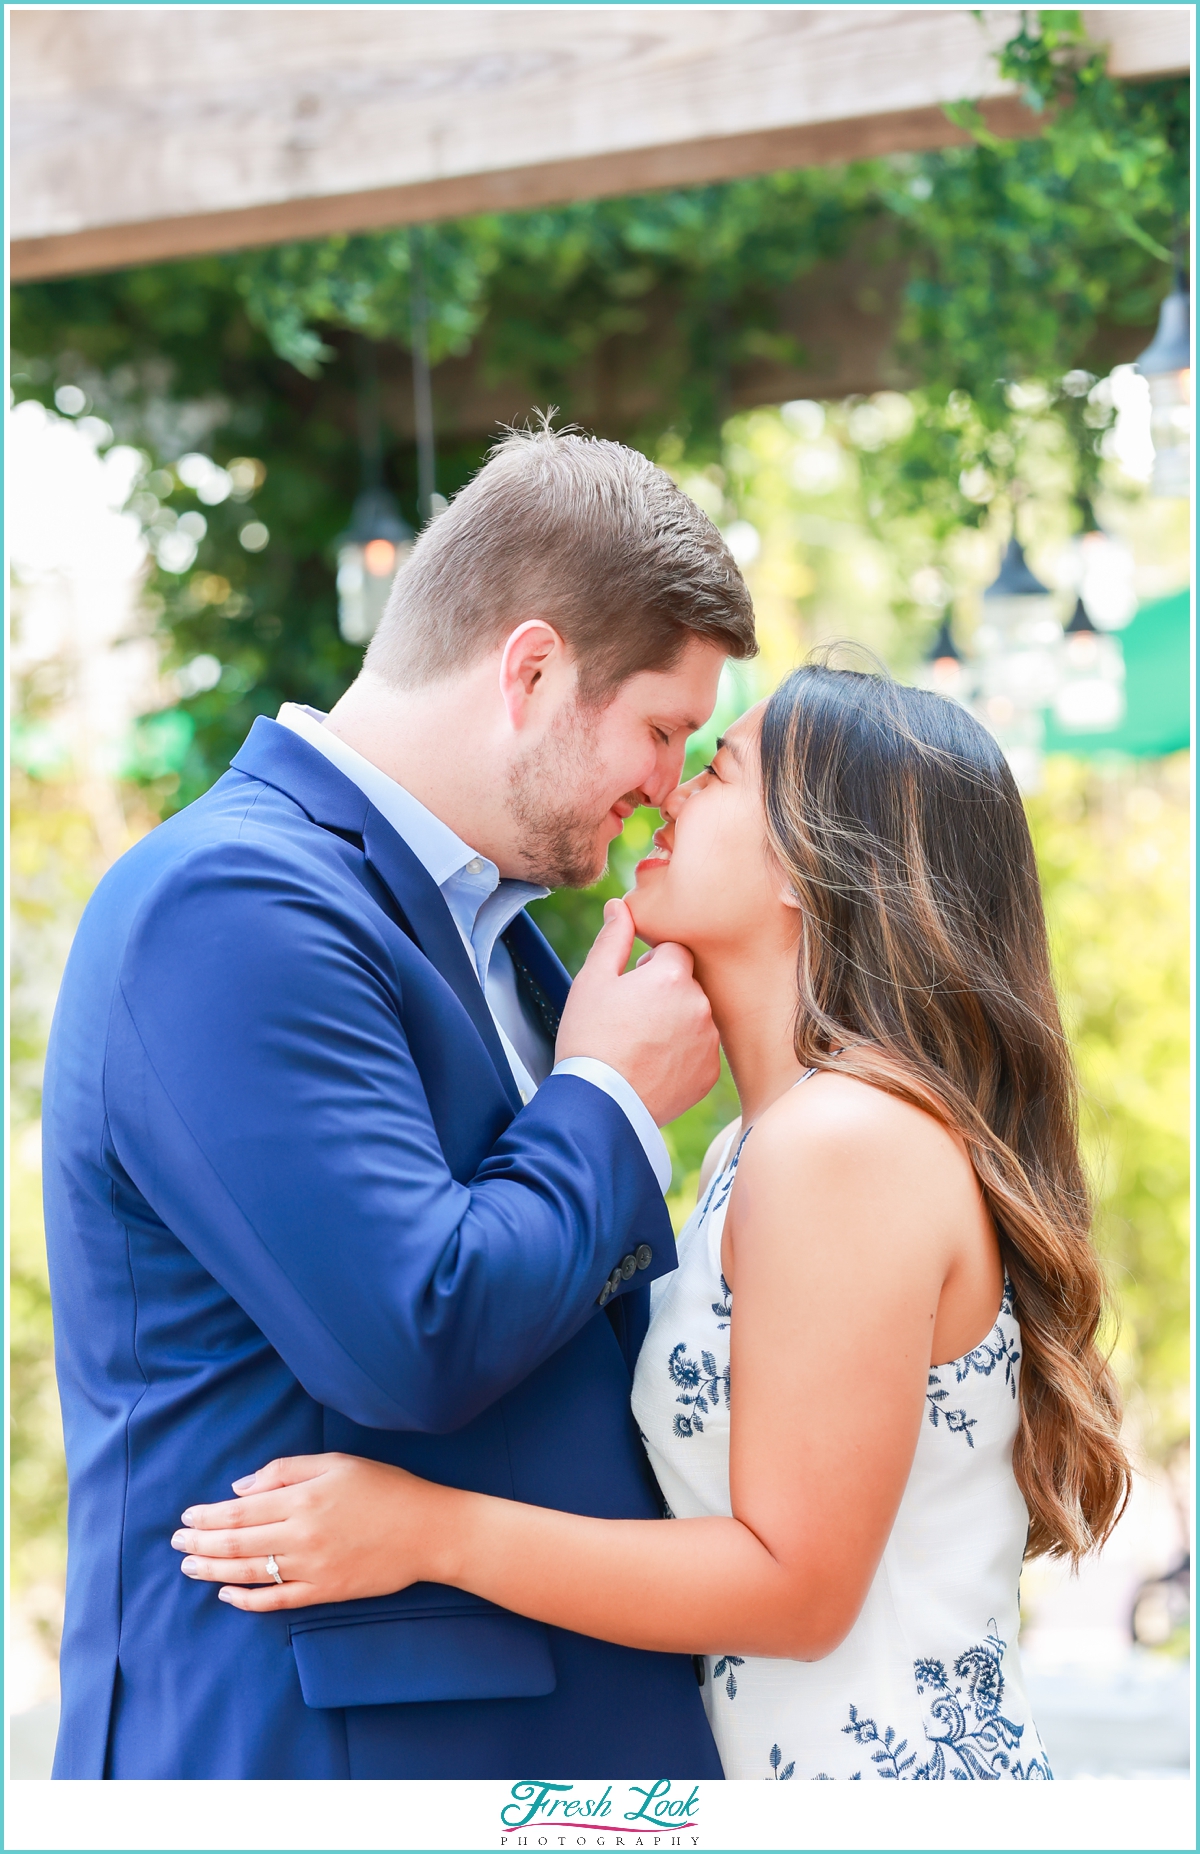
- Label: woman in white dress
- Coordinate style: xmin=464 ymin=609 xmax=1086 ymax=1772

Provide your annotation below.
xmin=175 ymin=664 xmax=1131 ymax=1780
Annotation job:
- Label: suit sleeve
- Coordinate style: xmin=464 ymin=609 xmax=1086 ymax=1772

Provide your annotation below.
xmin=105 ymin=838 xmax=673 ymax=1433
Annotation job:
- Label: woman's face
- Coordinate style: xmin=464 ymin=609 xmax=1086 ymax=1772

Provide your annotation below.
xmin=626 ymin=702 xmax=796 ymax=960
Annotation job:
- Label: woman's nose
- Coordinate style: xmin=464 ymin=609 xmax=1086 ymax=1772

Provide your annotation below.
xmin=659 ymin=778 xmax=693 ymax=821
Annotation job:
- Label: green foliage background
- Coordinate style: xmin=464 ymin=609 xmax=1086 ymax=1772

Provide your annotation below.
xmin=1029 ymin=758 xmax=1191 ymax=1457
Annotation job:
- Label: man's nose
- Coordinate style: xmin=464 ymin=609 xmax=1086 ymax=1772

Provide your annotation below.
xmin=658 ymin=779 xmax=689 ymax=822
xmin=640 ymin=741 xmax=688 ymax=809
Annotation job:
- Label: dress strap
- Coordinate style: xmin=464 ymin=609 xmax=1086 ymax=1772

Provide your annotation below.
xmin=725 ymin=1124 xmax=753 ymax=1175
xmin=714 ymin=1068 xmax=818 ymax=1195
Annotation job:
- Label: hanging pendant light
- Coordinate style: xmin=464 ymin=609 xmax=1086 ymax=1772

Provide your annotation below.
xmin=1065 ymin=497 xmax=1138 ymax=632
xmin=337 ymin=337 xmax=414 ymax=646
xmin=1135 ymin=271 xmax=1191 ymax=498
xmin=1053 ymin=596 xmax=1126 ymax=733
xmin=978 ymin=535 xmax=1062 ymax=697
xmin=974 ymin=531 xmax=1062 ymax=791
xmin=920 ymin=613 xmax=967 ymax=701
xmin=337 ymin=486 xmax=413 ymax=645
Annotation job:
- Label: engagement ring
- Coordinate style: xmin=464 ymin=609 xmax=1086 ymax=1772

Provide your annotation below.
xmin=266 ymin=1554 xmax=283 ymax=1585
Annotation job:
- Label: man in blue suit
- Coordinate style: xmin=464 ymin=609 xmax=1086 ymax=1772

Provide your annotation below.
xmin=43 ymin=427 xmax=757 ymax=1778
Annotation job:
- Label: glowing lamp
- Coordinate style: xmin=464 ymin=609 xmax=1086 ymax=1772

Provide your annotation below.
xmin=978 ymin=536 xmax=1061 ymax=704
xmin=920 ymin=615 xmax=967 ymax=701
xmin=337 ymin=488 xmax=413 ymax=645
xmin=1135 ymin=275 xmax=1191 ymax=499
xmin=363 ymin=537 xmax=398 ymax=577
xmin=1053 ymin=597 xmax=1126 ymax=733
xmin=1074 ymin=527 xmax=1138 ymax=632
xmin=974 ymin=534 xmax=1062 ymax=790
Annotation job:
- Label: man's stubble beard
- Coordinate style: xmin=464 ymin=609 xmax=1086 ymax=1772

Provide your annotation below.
xmin=506 ymin=701 xmax=625 ymax=890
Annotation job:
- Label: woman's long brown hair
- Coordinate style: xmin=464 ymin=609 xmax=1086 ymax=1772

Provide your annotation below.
xmin=760 ymin=663 xmax=1130 ymax=1561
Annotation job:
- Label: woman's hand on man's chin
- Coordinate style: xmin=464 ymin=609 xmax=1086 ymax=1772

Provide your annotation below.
xmin=169 ymin=1452 xmax=444 ymax=1611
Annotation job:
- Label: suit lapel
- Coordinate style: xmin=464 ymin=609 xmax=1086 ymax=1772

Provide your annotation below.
xmin=231 ymin=717 xmax=525 ymax=1116
xmin=231 ymin=716 xmax=369 ymax=837
xmin=360 ymin=812 xmax=525 ymax=1115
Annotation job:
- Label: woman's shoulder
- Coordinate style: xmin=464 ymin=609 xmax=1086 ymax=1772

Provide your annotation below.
xmin=743 ymin=1068 xmax=973 ymax=1200
xmin=726 ymin=1068 xmax=985 ymax=1323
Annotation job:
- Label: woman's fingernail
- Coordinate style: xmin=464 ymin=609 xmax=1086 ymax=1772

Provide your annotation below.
xmin=602 ymin=900 xmax=617 ymax=922
xmin=232 ymin=1473 xmax=256 ymax=1493
xmin=181 ymin=1558 xmax=199 ymax=1574
xmin=180 ymin=1509 xmax=197 ymax=1526
xmin=217 ymin=1588 xmax=235 ymax=1603
xmin=171 ymin=1530 xmax=187 ymax=1548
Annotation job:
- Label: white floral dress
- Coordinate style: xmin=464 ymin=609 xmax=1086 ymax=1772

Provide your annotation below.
xmin=630 ymin=1080 xmax=1052 ymax=1781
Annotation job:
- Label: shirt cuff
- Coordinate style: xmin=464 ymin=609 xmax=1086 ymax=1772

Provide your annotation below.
xmin=550 ymin=1057 xmax=673 ymax=1196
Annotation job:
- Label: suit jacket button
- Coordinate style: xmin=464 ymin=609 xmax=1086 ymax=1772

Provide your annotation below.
xmin=609 ymin=1267 xmax=624 ymax=1294
xmin=635 ymin=1244 xmax=653 ymax=1270
xmin=598 ymin=1284 xmax=611 ymax=1307
xmin=620 ymin=1253 xmax=638 ymax=1280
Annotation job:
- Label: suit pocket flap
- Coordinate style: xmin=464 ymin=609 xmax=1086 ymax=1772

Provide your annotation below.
xmin=289 ymin=1610 xmax=557 ymax=1709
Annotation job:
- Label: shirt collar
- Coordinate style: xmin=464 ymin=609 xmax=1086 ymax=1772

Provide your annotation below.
xmin=275 ymin=704 xmax=548 ymax=929
xmin=277 ymin=701 xmax=487 ymax=887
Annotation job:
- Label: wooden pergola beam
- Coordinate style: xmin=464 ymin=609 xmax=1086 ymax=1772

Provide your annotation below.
xmin=11 ymin=7 xmax=1190 ymax=284
xmin=14 ymin=97 xmax=1038 ymax=284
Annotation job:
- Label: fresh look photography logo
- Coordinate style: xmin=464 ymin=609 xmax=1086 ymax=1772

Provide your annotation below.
xmin=499 ymin=1780 xmax=701 ymax=1847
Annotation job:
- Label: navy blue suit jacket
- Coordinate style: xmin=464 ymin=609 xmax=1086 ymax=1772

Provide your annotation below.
xmin=43 ymin=717 xmax=721 ymax=1780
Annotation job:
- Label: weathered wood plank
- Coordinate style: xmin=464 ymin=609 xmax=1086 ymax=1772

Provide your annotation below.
xmin=10 ymin=97 xmax=1050 ymax=283
xmin=11 ymin=7 xmax=1190 ymax=283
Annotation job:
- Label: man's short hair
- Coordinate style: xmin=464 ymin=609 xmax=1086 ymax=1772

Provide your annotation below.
xmin=365 ymin=423 xmax=757 ymax=700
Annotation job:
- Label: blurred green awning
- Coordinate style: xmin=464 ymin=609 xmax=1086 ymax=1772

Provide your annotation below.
xmin=1043 ymin=588 xmax=1192 ymax=759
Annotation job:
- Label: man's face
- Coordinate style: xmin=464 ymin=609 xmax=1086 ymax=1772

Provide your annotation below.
xmin=506 ymin=637 xmax=727 ymax=889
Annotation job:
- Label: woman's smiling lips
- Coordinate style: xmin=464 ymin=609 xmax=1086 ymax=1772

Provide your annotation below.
xmin=635 ymin=826 xmax=673 ymax=877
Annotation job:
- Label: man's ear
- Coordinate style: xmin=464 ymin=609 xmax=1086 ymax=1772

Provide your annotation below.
xmin=498 ymin=620 xmax=570 ymax=728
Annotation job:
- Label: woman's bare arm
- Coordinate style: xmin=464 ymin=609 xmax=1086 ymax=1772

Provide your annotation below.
xmin=174 ymin=1078 xmax=984 ymax=1660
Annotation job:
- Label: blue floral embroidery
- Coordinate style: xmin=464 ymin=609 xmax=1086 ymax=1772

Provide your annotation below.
xmin=712 ymin=1655 xmax=744 ymax=1699
xmin=768 ymin=1744 xmax=795 ymax=1780
xmin=954 ymin=1323 xmax=1021 ymax=1396
xmin=925 ymin=1376 xmax=977 ymax=1446
xmin=926 ymin=1294 xmax=1021 ymax=1444
xmin=712 ymin=1275 xmax=732 ymax=1330
xmin=834 ymin=1626 xmax=1051 ymax=1780
xmin=668 ymin=1342 xmax=729 ymax=1437
xmin=842 ymin=1706 xmax=918 ymax=1777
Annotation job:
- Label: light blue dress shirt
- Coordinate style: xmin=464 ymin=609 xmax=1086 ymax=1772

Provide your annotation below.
xmin=276 ymin=704 xmax=671 ymax=1192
